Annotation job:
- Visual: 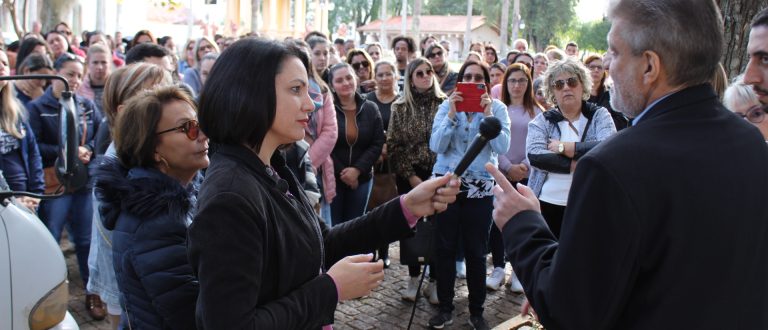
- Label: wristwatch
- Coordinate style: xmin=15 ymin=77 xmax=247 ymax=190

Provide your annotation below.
xmin=557 ymin=142 xmax=564 ymax=154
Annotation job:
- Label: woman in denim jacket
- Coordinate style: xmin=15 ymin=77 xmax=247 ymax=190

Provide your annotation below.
xmin=427 ymin=60 xmax=510 ymax=329
xmin=526 ymin=57 xmax=616 ymax=239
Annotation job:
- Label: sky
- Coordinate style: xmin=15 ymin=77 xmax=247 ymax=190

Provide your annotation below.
xmin=575 ymin=0 xmax=610 ymax=22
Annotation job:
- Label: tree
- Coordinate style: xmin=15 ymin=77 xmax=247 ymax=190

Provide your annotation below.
xmin=328 ymin=0 xmax=384 ymax=41
xmin=40 ymin=0 xmax=77 ymax=32
xmin=521 ymin=0 xmax=577 ymax=51
xmin=575 ymin=19 xmax=611 ymax=53
xmin=2 ymin=0 xmax=25 ymax=39
xmin=717 ymin=0 xmax=765 ymax=78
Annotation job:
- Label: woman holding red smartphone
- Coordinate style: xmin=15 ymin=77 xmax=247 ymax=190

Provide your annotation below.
xmin=427 ymin=60 xmax=511 ymax=329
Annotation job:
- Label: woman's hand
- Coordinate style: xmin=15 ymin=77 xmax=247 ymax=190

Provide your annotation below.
xmin=448 ymin=91 xmax=462 ymax=120
xmin=547 ymin=140 xmax=575 ymax=158
xmin=19 ymin=196 xmax=40 ymax=211
xmin=340 ymin=167 xmax=361 ymax=189
xmin=403 ymin=174 xmax=460 ymax=217
xmin=360 ymin=80 xmax=376 ymax=92
xmin=481 ymin=93 xmax=493 ymax=117
xmin=327 ymin=254 xmax=384 ymax=301
xmin=506 ymin=163 xmax=529 ymax=183
xmin=78 ymin=146 xmax=92 ymax=165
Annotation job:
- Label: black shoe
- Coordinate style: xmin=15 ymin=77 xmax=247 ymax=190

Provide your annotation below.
xmin=468 ymin=315 xmax=489 ymax=330
xmin=428 ymin=312 xmax=453 ymax=329
xmin=382 ymin=257 xmax=391 ymax=269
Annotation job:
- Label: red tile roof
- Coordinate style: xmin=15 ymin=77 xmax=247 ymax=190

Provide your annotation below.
xmin=358 ymin=15 xmax=497 ymax=34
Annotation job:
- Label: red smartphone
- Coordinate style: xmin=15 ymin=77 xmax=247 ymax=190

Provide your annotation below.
xmin=455 ymin=82 xmax=486 ymax=112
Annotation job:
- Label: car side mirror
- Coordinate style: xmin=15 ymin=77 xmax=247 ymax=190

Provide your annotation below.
xmin=55 ymin=89 xmax=88 ymax=192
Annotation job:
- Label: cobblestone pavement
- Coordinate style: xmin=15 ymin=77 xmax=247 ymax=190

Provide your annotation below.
xmin=68 ymin=241 xmax=526 ymax=329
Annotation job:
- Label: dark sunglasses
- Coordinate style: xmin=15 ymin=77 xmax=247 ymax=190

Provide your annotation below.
xmin=737 ymin=104 xmax=767 ymax=124
xmin=552 ymin=77 xmax=580 ymax=91
xmin=157 ymin=120 xmax=200 ymax=140
xmin=351 ymin=61 xmax=370 ymax=71
xmin=462 ymin=73 xmax=485 ymax=82
xmin=415 ymin=69 xmax=434 ymax=78
xmin=427 ymin=51 xmax=443 ymax=59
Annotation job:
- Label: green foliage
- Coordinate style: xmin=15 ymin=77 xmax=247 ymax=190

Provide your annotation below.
xmin=424 ymin=0 xmax=478 ymax=15
xmin=520 ymin=0 xmax=577 ymax=51
xmin=328 ymin=0 xmax=383 ymax=39
xmin=574 ymin=19 xmax=610 ymax=53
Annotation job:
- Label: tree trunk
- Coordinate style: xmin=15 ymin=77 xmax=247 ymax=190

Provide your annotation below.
xmin=718 ymin=0 xmax=763 ymax=79
xmin=500 ymin=0 xmax=509 ymax=56
xmin=40 ymin=0 xmax=76 ymax=32
xmin=3 ymin=0 xmax=25 ymax=39
xmin=251 ymin=0 xmax=260 ymax=34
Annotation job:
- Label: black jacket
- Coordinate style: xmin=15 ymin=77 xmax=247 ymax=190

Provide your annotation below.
xmin=502 ymin=84 xmax=768 ymax=329
xmin=188 ymin=145 xmax=414 ymax=329
xmin=94 ymin=158 xmax=198 ymax=330
xmin=331 ymin=92 xmax=385 ymax=183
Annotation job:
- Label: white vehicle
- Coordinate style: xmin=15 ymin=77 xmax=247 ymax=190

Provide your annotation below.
xmin=0 ymin=74 xmax=87 ymax=330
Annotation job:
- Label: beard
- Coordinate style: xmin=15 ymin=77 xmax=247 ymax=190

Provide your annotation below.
xmin=610 ymin=75 xmax=646 ymax=119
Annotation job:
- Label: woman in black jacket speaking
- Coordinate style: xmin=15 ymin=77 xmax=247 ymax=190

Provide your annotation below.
xmin=189 ymin=38 xmax=459 ymax=329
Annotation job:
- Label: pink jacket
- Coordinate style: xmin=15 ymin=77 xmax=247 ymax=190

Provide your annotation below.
xmin=306 ymin=90 xmax=338 ymax=203
xmin=78 ymin=75 xmax=96 ymax=101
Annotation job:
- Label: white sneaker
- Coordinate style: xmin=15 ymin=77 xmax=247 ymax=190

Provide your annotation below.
xmin=401 ymin=276 xmax=420 ymax=301
xmin=486 ymin=267 xmax=506 ymax=291
xmin=422 ymin=281 xmax=439 ymax=305
xmin=508 ymin=272 xmax=524 ymax=293
xmin=456 ymin=260 xmax=466 ymax=279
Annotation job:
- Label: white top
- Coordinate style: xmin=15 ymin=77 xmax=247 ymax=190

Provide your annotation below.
xmin=539 ymin=113 xmax=588 ymax=206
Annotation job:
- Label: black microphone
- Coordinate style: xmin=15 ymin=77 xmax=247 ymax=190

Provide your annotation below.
xmin=452 ymin=116 xmax=502 ymax=177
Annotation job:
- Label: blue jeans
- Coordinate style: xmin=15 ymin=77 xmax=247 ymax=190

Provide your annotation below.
xmin=330 ymin=178 xmax=372 ymax=226
xmin=434 ymin=193 xmax=493 ymax=316
xmin=40 ymin=189 xmax=93 ymax=287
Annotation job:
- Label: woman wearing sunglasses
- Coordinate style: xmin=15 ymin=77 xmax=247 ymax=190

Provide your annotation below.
xmin=724 ymin=75 xmax=768 ymax=142
xmin=328 ymin=62 xmax=385 ymax=224
xmin=427 ymin=60 xmax=511 ymax=329
xmin=426 ymin=43 xmax=458 ymax=95
xmin=526 ymin=57 xmax=616 ymax=239
xmin=94 ymin=85 xmax=207 ymax=329
xmin=345 ymin=49 xmax=376 ymax=94
xmin=486 ymin=63 xmax=546 ymax=293
xmin=387 ymin=57 xmax=446 ymax=302
xmin=188 ymin=39 xmax=459 ymax=328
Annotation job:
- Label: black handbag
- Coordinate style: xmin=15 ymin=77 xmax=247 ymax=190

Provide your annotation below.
xmin=399 ymin=217 xmax=435 ymax=265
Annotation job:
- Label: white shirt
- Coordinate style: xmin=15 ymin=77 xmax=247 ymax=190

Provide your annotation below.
xmin=539 ymin=113 xmax=587 ymax=206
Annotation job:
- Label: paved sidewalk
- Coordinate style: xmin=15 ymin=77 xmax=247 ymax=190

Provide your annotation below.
xmin=68 ymin=242 xmax=526 ymax=329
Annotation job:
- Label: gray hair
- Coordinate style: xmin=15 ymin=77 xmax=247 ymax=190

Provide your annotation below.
xmin=541 ymin=57 xmax=593 ymax=105
xmin=723 ymin=74 xmax=760 ymax=111
xmin=608 ymin=0 xmax=723 ymax=87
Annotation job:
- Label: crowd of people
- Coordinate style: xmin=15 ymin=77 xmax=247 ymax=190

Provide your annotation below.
xmin=2 ymin=1 xmax=767 ymax=329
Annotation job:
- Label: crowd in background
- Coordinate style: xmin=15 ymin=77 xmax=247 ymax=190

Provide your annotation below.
xmin=2 ymin=6 xmax=767 ymax=328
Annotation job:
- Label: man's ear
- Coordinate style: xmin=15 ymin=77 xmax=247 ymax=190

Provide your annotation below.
xmin=642 ymin=50 xmax=662 ymax=85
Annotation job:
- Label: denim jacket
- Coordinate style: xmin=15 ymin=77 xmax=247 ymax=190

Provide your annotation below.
xmin=430 ymin=98 xmax=511 ymax=180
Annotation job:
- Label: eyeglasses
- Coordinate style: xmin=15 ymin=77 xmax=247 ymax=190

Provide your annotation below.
xmin=414 ymin=69 xmax=434 ymax=78
xmin=736 ymin=104 xmax=767 ymax=124
xmin=588 ymin=64 xmax=604 ymax=71
xmin=507 ymin=78 xmax=529 ymax=86
xmin=157 ymin=120 xmax=200 ymax=140
xmin=352 ymin=61 xmax=370 ymax=71
xmin=57 ymin=29 xmax=72 ymax=36
xmin=426 ymin=51 xmax=443 ymax=59
xmin=552 ymin=77 xmax=580 ymax=91
xmin=462 ymin=73 xmax=485 ymax=82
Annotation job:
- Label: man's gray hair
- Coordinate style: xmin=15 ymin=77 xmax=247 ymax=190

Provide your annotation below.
xmin=608 ymin=0 xmax=723 ymax=87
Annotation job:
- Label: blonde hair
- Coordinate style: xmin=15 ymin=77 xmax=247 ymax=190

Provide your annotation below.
xmin=393 ymin=57 xmax=446 ymax=111
xmin=541 ymin=57 xmax=593 ymax=105
xmin=103 ymin=63 xmax=173 ymax=127
xmin=0 ymin=84 xmax=25 ymax=138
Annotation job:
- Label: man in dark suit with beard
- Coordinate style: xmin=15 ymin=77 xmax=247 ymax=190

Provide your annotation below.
xmin=486 ymin=0 xmax=768 ymax=329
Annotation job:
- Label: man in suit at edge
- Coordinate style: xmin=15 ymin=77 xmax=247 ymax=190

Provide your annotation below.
xmin=485 ymin=0 xmax=768 ymax=329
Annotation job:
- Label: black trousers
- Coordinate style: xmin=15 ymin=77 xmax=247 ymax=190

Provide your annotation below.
xmin=434 ymin=193 xmax=493 ymax=316
xmin=539 ymin=200 xmax=566 ymax=239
